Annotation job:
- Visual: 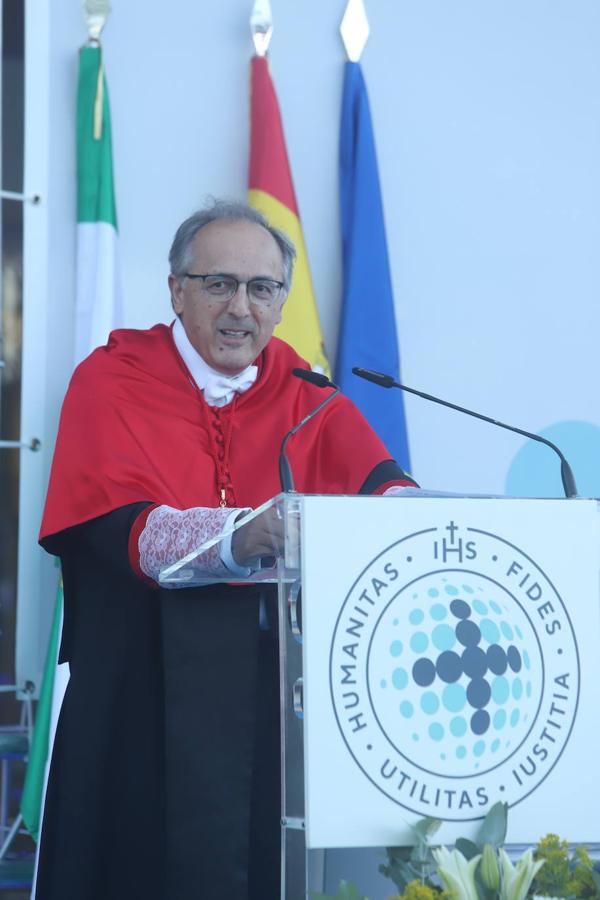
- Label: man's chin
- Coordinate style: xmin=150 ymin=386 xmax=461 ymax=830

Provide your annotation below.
xmin=212 ymin=349 xmax=255 ymax=376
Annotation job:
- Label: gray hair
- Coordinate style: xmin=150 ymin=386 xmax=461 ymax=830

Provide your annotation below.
xmin=169 ymin=199 xmax=297 ymax=293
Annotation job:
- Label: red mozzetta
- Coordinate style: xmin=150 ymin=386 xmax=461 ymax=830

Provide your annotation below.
xmin=41 ymin=323 xmax=405 ymax=540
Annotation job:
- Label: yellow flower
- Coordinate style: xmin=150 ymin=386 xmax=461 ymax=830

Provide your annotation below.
xmin=400 ymin=882 xmax=436 ymax=900
xmin=387 ymin=882 xmax=453 ymax=900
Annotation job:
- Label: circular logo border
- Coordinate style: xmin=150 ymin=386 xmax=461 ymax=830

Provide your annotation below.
xmin=328 ymin=524 xmax=581 ymax=820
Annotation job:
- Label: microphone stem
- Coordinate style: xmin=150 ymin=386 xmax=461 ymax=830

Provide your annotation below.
xmin=288 ymin=388 xmax=340 ymax=437
xmin=278 ymin=387 xmax=340 ymax=493
xmin=394 ymin=382 xmax=577 ymax=499
xmin=279 ymin=443 xmax=295 ymax=492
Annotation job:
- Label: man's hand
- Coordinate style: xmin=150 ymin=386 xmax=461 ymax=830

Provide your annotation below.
xmin=231 ymin=507 xmax=285 ymax=567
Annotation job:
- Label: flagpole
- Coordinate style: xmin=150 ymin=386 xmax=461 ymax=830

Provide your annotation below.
xmin=250 ymin=0 xmax=273 ymax=56
xmin=340 ymin=0 xmax=370 ymax=63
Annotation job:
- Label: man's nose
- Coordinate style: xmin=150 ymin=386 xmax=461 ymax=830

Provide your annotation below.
xmin=227 ymin=282 xmax=252 ymax=316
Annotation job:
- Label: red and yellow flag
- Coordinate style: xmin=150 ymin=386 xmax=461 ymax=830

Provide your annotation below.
xmin=248 ymin=55 xmax=329 ymax=374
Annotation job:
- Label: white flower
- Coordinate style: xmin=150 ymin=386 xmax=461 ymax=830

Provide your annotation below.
xmin=498 ymin=848 xmax=545 ymax=900
xmin=432 ymin=846 xmax=481 ymax=900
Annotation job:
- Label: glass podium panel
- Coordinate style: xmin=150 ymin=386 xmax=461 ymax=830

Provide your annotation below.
xmin=159 ymin=492 xmax=300 ymax=586
xmin=160 ymin=493 xmax=307 ymax=898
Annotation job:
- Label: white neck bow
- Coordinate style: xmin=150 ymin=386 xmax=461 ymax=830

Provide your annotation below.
xmin=203 ymin=366 xmax=258 ymax=407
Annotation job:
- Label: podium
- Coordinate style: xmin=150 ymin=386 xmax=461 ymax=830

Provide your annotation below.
xmin=160 ymin=492 xmax=600 ymax=899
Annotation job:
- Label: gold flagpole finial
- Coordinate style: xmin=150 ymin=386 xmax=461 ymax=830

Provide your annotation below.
xmin=250 ymin=0 xmax=273 ymax=57
xmin=83 ymin=0 xmax=111 ymax=43
xmin=340 ymin=0 xmax=370 ymax=62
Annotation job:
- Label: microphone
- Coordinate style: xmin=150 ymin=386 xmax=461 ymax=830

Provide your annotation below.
xmin=292 ymin=368 xmax=332 ymax=389
xmin=352 ymin=367 xmax=578 ymax=499
xmin=279 ymin=369 xmax=340 ymax=492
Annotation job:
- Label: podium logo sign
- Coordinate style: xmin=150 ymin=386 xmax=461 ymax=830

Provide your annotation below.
xmin=329 ymin=521 xmax=579 ymax=820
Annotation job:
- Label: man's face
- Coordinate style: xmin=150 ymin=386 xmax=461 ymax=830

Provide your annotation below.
xmin=169 ymin=219 xmax=286 ymax=375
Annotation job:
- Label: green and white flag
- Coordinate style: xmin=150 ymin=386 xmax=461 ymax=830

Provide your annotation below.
xmin=20 ymin=578 xmax=63 ymax=840
xmin=75 ymin=44 xmax=122 ymax=364
xmin=21 ymin=45 xmax=122 ymax=845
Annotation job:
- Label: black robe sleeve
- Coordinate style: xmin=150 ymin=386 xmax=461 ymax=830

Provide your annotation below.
xmin=40 ymin=502 xmax=153 ymax=664
xmin=359 ymin=458 xmax=418 ymax=494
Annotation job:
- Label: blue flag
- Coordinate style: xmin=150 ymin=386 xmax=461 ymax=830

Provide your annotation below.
xmin=336 ymin=61 xmax=411 ymax=471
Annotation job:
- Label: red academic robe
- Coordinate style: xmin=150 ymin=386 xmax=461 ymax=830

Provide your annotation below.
xmin=36 ymin=325 xmax=413 ymax=900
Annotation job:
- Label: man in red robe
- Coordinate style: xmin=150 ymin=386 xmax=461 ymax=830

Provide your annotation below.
xmin=37 ymin=201 xmax=414 ymax=900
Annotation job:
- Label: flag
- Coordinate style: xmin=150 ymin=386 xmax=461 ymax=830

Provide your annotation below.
xmin=248 ymin=55 xmax=329 ymax=374
xmin=336 ymin=61 xmax=411 ymax=470
xmin=21 ymin=45 xmax=122 ymax=846
xmin=74 ymin=44 xmax=122 ymax=366
xmin=20 ymin=582 xmax=62 ymax=840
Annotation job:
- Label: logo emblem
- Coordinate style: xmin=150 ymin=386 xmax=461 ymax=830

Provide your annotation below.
xmin=329 ymin=521 xmax=579 ymax=819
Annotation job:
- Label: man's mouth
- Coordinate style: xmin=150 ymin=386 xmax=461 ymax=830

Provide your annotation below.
xmin=219 ymin=328 xmax=251 ymax=338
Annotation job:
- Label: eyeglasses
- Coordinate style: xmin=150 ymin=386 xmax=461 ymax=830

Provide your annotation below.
xmin=183 ymin=273 xmax=285 ymax=306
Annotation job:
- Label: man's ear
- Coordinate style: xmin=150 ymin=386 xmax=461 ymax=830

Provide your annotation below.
xmin=168 ymin=274 xmax=184 ymax=315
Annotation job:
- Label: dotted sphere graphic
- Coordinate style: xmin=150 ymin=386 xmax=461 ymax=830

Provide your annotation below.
xmin=368 ymin=573 xmax=542 ymax=777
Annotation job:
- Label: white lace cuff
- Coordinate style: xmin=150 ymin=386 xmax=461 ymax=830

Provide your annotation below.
xmin=138 ymin=505 xmax=251 ymax=586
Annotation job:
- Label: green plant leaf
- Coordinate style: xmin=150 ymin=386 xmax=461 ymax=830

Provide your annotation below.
xmin=474 ymin=863 xmax=497 ymax=900
xmin=409 ymin=819 xmax=441 ymax=867
xmin=455 ymin=838 xmax=481 ymax=861
xmin=379 ymin=857 xmax=420 ymax=893
xmin=475 ymin=801 xmax=508 ymax=849
xmin=411 ymin=841 xmax=432 ymax=866
xmin=384 ymin=846 xmax=412 ymax=865
xmin=412 ymin=816 xmax=443 ymax=842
